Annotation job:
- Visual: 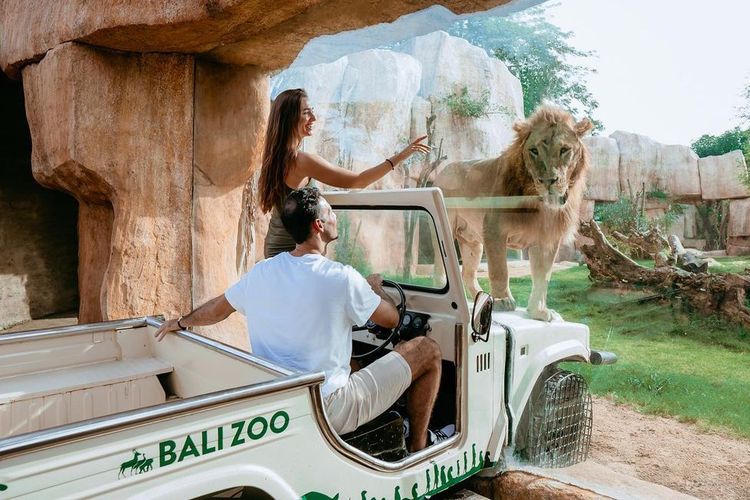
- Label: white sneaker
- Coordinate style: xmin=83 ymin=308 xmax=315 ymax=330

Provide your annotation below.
xmin=428 ymin=424 xmax=456 ymax=446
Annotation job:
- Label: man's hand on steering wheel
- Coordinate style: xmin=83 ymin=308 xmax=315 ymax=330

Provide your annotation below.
xmin=352 ymin=279 xmax=406 ymax=359
xmin=366 ymin=274 xmax=397 ymax=307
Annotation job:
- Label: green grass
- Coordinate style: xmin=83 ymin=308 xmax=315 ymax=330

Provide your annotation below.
xmin=478 ymin=261 xmax=750 ymax=439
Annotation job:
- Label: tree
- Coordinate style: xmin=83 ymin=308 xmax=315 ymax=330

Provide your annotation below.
xmin=691 ymin=127 xmax=750 ymax=162
xmin=691 ymin=127 xmax=750 ymax=190
xmin=449 ymin=5 xmax=601 ymax=129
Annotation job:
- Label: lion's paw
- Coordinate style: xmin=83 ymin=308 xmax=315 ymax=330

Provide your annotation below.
xmin=493 ymin=297 xmax=517 ymax=312
xmin=529 ymin=308 xmax=562 ymax=322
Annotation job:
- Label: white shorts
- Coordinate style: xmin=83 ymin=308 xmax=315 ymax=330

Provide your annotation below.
xmin=324 ymin=351 xmax=412 ymax=435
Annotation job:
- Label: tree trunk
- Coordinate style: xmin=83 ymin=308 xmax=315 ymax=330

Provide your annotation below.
xmin=579 ymin=220 xmax=750 ymax=326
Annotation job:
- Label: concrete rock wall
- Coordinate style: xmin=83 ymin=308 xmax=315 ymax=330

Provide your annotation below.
xmin=698 ymin=150 xmax=750 ymax=200
xmin=18 ymin=42 xmax=267 ymax=346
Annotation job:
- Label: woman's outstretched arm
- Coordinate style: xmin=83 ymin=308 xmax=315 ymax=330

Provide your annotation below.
xmin=295 ymin=136 xmax=430 ymax=189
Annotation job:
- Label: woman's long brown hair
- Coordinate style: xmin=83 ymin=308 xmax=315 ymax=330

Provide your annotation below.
xmin=258 ymin=88 xmax=307 ymax=213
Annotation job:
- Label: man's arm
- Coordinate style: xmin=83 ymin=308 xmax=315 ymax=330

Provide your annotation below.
xmin=154 ymin=294 xmax=236 ymax=341
xmin=366 ymin=274 xmax=399 ymax=328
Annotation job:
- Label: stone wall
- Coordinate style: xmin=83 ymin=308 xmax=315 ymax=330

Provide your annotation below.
xmin=17 ymin=42 xmax=268 ymax=347
xmin=584 ymin=131 xmax=750 ymax=253
xmin=0 ymin=74 xmax=78 ymax=329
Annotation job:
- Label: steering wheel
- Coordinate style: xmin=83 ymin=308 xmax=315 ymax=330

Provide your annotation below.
xmin=351 ymin=279 xmax=406 ymax=360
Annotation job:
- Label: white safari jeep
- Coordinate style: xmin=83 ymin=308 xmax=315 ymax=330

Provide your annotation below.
xmin=0 ymin=188 xmax=615 ymax=499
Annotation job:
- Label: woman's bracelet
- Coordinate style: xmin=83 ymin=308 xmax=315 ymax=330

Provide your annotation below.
xmin=385 ymin=158 xmax=395 ymax=169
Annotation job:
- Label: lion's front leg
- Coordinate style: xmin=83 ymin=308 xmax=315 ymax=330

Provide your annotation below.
xmin=484 ymin=212 xmax=515 ymax=311
xmin=527 ymin=243 xmax=561 ymax=321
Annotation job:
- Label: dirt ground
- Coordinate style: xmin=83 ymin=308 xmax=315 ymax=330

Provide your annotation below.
xmin=590 ymin=396 xmax=750 ymax=499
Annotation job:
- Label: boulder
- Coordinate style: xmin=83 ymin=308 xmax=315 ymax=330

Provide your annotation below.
xmin=468 ymin=470 xmax=602 ymax=499
xmin=270 ymin=32 xmax=523 ymax=275
xmin=610 ymin=131 xmax=701 ymax=201
xmin=273 ymin=49 xmax=421 ymax=190
xmin=582 ymin=136 xmax=619 ymax=201
xmin=666 ymin=204 xmax=697 ymax=241
xmin=0 ymin=0 xmax=516 ymax=79
xmin=727 ymin=236 xmax=750 ymax=256
xmin=728 ymin=198 xmax=750 ymax=237
xmin=23 ymin=42 xmax=194 ymax=322
xmin=397 ymin=30 xmax=524 ymax=162
xmin=698 ymin=151 xmax=750 ymax=200
xmin=659 ymin=144 xmax=701 ymax=200
xmin=272 ymin=31 xmax=524 ymax=182
xmin=399 ymin=31 xmax=523 ymax=162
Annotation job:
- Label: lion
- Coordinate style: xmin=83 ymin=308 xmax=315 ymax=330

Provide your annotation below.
xmin=434 ymin=106 xmax=592 ymax=321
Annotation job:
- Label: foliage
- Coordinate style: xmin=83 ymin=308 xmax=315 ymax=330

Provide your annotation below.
xmin=594 ymin=190 xmax=683 ymax=236
xmin=695 ymin=200 xmax=729 ymax=251
xmin=477 ymin=261 xmax=750 ymax=438
xmin=691 ymin=127 xmax=750 ymax=158
xmin=443 ymin=86 xmax=490 ymax=118
xmin=691 ymin=128 xmax=750 ymax=190
xmin=691 ymin=127 xmax=750 ymax=188
xmin=449 ymin=4 xmax=602 ymax=130
xmin=333 ymin=213 xmax=371 ymax=277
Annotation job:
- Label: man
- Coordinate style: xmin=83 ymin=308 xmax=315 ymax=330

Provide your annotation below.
xmin=156 ymin=187 xmax=442 ymax=452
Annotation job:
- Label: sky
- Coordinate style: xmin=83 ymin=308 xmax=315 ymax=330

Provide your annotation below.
xmin=545 ymin=0 xmax=750 ymax=145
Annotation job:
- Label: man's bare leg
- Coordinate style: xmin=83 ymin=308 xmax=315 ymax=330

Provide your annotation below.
xmin=394 ymin=336 xmax=442 ymax=452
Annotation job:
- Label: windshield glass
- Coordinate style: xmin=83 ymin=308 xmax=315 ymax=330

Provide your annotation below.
xmin=327 ymin=207 xmax=447 ymax=291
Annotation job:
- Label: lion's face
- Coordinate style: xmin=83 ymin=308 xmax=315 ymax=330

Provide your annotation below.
xmin=522 ymin=120 xmax=589 ymax=204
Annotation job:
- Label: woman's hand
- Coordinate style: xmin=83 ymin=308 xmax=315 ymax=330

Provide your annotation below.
xmin=391 ymin=136 xmax=431 ymax=165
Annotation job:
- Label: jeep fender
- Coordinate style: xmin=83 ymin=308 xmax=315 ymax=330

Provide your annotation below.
xmin=130 ymin=464 xmax=296 ymax=500
xmin=509 ymin=339 xmax=589 ymax=430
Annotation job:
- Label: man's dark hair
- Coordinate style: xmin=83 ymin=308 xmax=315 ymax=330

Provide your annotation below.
xmin=281 ymin=187 xmax=324 ymax=244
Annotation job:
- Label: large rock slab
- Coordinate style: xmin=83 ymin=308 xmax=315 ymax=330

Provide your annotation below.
xmin=0 ymin=0 xmax=516 ymax=79
xmin=271 ymin=31 xmax=523 ymax=273
xmin=397 ymin=30 xmax=523 ymax=161
xmin=23 ymin=42 xmax=194 ymax=322
xmin=727 ymin=237 xmax=750 ymax=256
xmin=272 ymin=49 xmax=421 ymax=189
xmin=698 ymin=151 xmax=750 ymax=200
xmin=611 ymin=131 xmax=701 ymax=201
xmin=582 ymin=136 xmax=619 ymax=201
xmin=272 ymin=31 xmax=523 ymax=179
xmin=728 ymin=198 xmax=750 ymax=237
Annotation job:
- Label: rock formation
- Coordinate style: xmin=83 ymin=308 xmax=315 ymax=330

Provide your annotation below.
xmin=610 ymin=131 xmax=701 ymax=201
xmin=2 ymin=1 xmax=524 ymax=346
xmin=698 ymin=150 xmax=750 ymax=200
xmin=582 ymin=136 xmax=619 ymax=202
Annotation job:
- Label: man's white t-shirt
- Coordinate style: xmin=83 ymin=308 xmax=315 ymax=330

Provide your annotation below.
xmin=224 ymin=252 xmax=381 ymax=398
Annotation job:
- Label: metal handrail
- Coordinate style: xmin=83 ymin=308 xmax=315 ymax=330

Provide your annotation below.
xmin=0 ymin=317 xmax=148 ymax=344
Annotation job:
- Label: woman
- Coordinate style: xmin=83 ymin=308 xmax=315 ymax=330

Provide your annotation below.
xmin=259 ymin=88 xmax=430 ymax=258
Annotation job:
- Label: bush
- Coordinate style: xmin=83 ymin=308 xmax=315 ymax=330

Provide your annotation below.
xmin=444 ymin=86 xmax=490 ymax=118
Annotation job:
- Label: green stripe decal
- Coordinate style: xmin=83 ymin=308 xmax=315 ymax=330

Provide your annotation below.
xmin=301 ymin=443 xmax=492 ymax=500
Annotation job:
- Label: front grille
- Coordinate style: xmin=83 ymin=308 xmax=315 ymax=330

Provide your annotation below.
xmin=524 ymin=369 xmax=592 ymax=468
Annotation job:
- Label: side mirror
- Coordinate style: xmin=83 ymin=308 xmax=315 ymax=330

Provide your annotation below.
xmin=471 ymin=292 xmax=493 ymax=343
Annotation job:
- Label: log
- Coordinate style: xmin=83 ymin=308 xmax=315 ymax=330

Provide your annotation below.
xmin=668 ymin=235 xmax=709 ymax=273
xmin=579 ymin=220 xmax=750 ymax=326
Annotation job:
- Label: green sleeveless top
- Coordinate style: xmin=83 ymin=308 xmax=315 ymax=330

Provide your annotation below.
xmin=264 ymin=178 xmax=314 ymax=258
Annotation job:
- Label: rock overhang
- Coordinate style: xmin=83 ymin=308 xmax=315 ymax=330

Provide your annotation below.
xmin=0 ymin=0 xmax=525 ymax=79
